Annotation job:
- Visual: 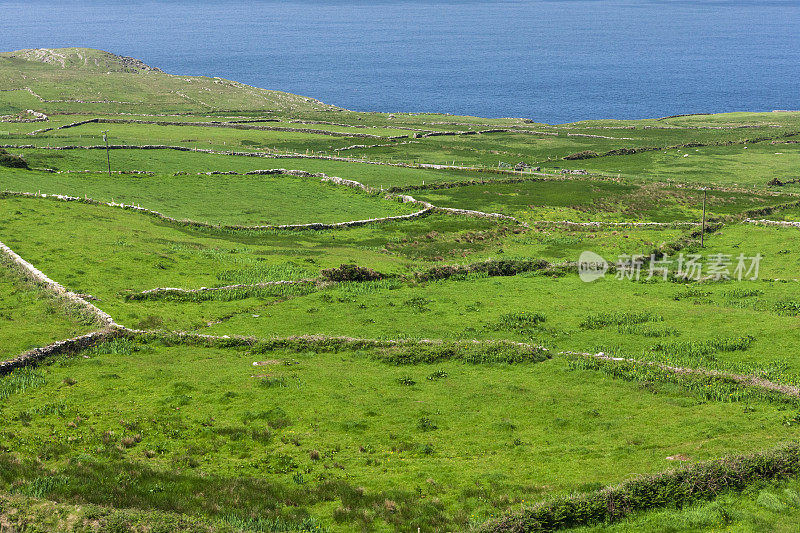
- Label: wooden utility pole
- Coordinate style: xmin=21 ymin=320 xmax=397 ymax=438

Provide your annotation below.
xmin=102 ymin=130 xmax=111 ymax=177
xmin=700 ymin=188 xmax=707 ymax=248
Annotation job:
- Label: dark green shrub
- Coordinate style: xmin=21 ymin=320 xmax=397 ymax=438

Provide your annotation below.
xmin=0 ymin=148 xmax=28 ymax=169
xmin=417 ymin=417 xmax=437 ymax=431
xmin=563 ymin=150 xmax=599 ymax=160
xmin=321 ymin=263 xmax=383 ymax=282
xmin=417 ymin=259 xmax=549 ymax=282
xmin=427 ymin=370 xmax=448 ymax=381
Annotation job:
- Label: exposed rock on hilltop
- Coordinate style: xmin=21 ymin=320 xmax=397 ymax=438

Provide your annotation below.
xmin=115 ymin=54 xmax=163 ymax=73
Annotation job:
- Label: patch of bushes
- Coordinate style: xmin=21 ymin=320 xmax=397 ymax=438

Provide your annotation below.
xmin=320 ymin=263 xmax=383 ymax=282
xmin=0 ymin=148 xmax=29 ymax=169
xmin=563 ymin=150 xmax=599 ymax=160
xmin=490 ymin=312 xmax=547 ymax=333
xmin=417 ymin=258 xmax=549 ymax=282
xmin=479 ymin=443 xmax=800 ymax=533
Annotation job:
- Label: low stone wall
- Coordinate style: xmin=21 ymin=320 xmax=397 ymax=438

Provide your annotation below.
xmin=567 ymin=132 xmax=634 ymax=140
xmin=0 ymin=142 xmax=572 ymax=178
xmin=564 ymin=350 xmax=800 ymax=399
xmin=335 ymin=140 xmax=419 ymax=152
xmin=743 ymin=218 xmax=800 ymax=228
xmin=0 ymin=190 xmax=436 ymax=231
xmin=531 ymin=220 xmax=699 ymax=228
xmin=25 ymin=117 xmax=405 ymax=139
xmin=128 ymin=279 xmax=313 ymax=300
xmin=436 ymin=206 xmax=525 ymax=225
xmin=0 ymin=329 xmax=119 ymax=374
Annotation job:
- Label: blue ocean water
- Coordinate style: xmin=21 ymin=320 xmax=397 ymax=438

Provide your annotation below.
xmin=1 ymin=0 xmax=797 ymax=123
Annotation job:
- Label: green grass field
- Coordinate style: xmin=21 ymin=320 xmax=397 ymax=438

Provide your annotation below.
xmin=0 ymin=169 xmax=419 ymax=226
xmin=2 ymin=48 xmax=800 ymax=532
xmin=0 ymin=264 xmax=99 ymax=360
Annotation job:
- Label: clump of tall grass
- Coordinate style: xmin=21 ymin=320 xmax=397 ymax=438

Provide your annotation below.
xmin=775 ymin=300 xmax=800 ymax=316
xmin=86 ymin=338 xmax=137 ymax=356
xmin=580 ymin=311 xmax=663 ymax=329
xmin=220 ymin=514 xmax=330 ymax=533
xmin=650 ymin=335 xmax=755 ymax=359
xmin=673 ymin=287 xmax=711 ymax=300
xmin=616 ymin=324 xmax=680 ymax=337
xmin=0 ymin=368 xmax=46 ymax=400
xmin=259 ymin=376 xmax=288 ymax=388
xmin=244 ymin=407 xmax=293 ymax=429
xmin=333 ymin=278 xmax=403 ymax=294
xmin=403 ymin=296 xmax=432 ymax=313
xmin=489 ymin=312 xmax=547 ymax=333
xmin=376 ymin=342 xmax=549 ymax=365
xmin=217 ymin=262 xmax=316 ymax=284
xmin=723 ymin=288 xmax=764 ymax=299
xmin=13 ymin=475 xmax=70 ymax=498
xmin=567 ymin=354 xmax=794 ymax=406
xmin=126 ymin=283 xmax=315 ymax=302
xmin=427 ymin=370 xmax=448 ymax=381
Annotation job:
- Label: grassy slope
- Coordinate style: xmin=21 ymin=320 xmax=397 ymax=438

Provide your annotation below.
xmin=1 ymin=341 xmax=797 ymax=531
xmin=0 ymin=169 xmax=418 ymax=226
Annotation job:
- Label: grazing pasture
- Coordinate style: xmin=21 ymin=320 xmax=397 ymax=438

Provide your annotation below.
xmin=2 ymin=48 xmax=800 ymax=532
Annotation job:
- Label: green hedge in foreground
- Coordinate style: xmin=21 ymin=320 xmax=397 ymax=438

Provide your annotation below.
xmin=479 ymin=442 xmax=800 ymax=533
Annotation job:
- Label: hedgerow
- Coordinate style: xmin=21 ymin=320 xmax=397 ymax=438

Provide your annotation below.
xmin=479 ymin=442 xmax=800 ymax=533
xmin=320 ymin=263 xmax=384 ymax=282
xmin=416 ymin=258 xmax=550 ymax=282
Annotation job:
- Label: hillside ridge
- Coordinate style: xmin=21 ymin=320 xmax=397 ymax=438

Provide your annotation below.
xmin=0 ymin=47 xmax=162 ymax=73
xmin=0 ymin=47 xmax=336 ymax=114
